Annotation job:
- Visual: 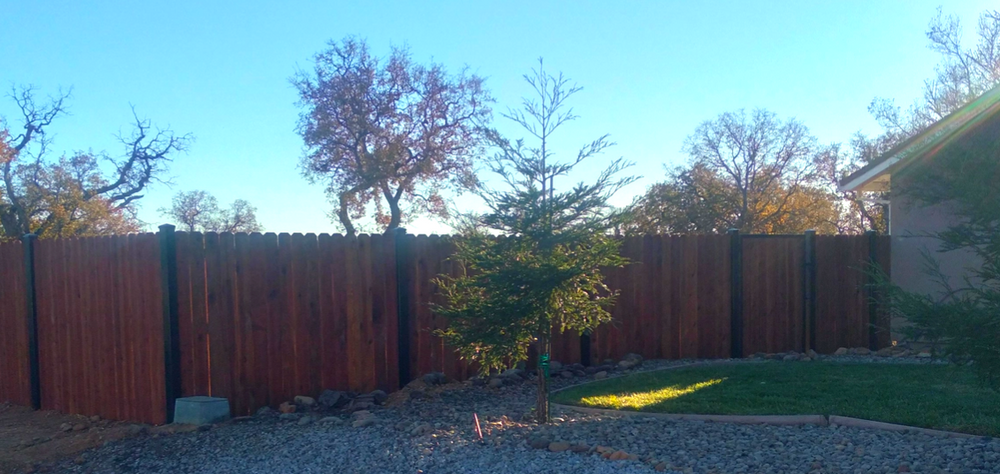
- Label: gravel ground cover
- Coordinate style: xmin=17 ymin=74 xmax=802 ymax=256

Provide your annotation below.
xmin=32 ymin=351 xmax=1000 ymax=474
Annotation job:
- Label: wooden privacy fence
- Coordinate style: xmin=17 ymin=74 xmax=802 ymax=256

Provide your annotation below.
xmin=0 ymin=228 xmax=889 ymax=424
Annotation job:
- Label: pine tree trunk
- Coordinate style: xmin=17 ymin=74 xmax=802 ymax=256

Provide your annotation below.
xmin=536 ymin=334 xmax=551 ymax=424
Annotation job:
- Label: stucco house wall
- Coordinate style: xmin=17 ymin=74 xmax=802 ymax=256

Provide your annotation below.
xmin=890 ymin=191 xmax=975 ymax=299
xmin=839 ymin=85 xmax=999 ymax=343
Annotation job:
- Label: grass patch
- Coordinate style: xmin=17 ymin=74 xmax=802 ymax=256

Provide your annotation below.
xmin=551 ymin=362 xmax=1000 ymax=436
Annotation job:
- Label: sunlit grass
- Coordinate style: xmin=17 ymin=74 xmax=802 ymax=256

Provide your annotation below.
xmin=552 ymin=362 xmax=1000 ymax=436
xmin=578 ymin=378 xmax=725 ymax=410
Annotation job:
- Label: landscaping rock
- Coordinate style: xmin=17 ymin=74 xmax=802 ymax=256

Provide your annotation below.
xmin=783 ymin=354 xmax=799 ymax=361
xmin=851 ymin=347 xmax=871 ymax=355
xmin=806 ymin=349 xmax=819 ymax=359
xmin=528 ymin=438 xmax=550 ymax=449
xmin=618 ymin=359 xmax=637 ymax=370
xmin=410 ymin=423 xmax=433 ymax=437
xmin=499 ymin=368 xmax=524 ymax=380
xmin=255 ymin=406 xmax=275 ymax=416
xmin=548 ymin=360 xmax=563 ymax=372
xmin=347 ymin=397 xmax=375 ymax=411
xmin=293 ymin=395 xmax=316 ymax=407
xmin=125 ymin=424 xmax=148 ymax=436
xmin=594 ymin=371 xmax=608 ymax=380
xmin=318 ymin=390 xmax=346 ymax=409
xmin=278 ymin=402 xmax=296 ymax=414
xmin=834 ymin=347 xmax=849 ymax=355
xmin=622 ymin=353 xmax=643 ymax=364
xmin=60 ymin=423 xmax=73 ymax=432
xmin=278 ymin=413 xmax=298 ymax=421
xmin=297 ymin=416 xmax=312 ymax=426
xmin=917 ymin=350 xmax=933 ymax=358
xmin=72 ymin=424 xmax=87 ymax=432
xmin=351 ymin=417 xmax=376 ymax=428
xmin=421 ymin=372 xmax=447 ymax=386
xmin=369 ymin=390 xmax=388 ymax=405
xmin=488 ymin=378 xmax=504 ymax=388
xmin=317 ymin=416 xmax=343 ymax=425
xmin=548 ymin=441 xmax=570 ymax=452
xmin=570 ymin=444 xmax=590 ymax=453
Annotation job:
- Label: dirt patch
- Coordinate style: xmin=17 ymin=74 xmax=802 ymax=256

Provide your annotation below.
xmin=0 ymin=403 xmax=147 ymax=473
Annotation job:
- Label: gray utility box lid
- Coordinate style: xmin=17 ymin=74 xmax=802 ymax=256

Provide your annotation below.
xmin=173 ymin=396 xmax=231 ymax=425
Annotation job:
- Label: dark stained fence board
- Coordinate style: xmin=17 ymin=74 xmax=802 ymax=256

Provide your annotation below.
xmin=31 ymin=235 xmax=165 ymax=424
xmin=590 ymin=235 xmax=731 ymax=363
xmin=814 ymin=235 xmax=872 ymax=353
xmin=741 ymin=236 xmax=805 ymax=356
xmin=0 ymin=241 xmax=30 ymax=406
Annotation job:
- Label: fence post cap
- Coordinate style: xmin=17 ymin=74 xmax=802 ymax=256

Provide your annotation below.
xmin=158 ymin=224 xmax=176 ymax=232
xmin=21 ymin=233 xmax=37 ymax=241
xmin=804 ymin=229 xmax=816 ymax=235
xmin=727 ymin=228 xmax=740 ymax=235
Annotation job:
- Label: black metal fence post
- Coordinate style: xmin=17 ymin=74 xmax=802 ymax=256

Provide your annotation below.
xmin=394 ymin=227 xmax=412 ymax=388
xmin=158 ymin=224 xmax=181 ymax=423
xmin=803 ymin=230 xmax=817 ymax=352
xmin=728 ymin=229 xmax=744 ymax=358
xmin=22 ymin=233 xmax=41 ymax=410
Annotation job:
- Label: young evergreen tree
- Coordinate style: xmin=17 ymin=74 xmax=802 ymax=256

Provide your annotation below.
xmin=883 ymin=112 xmax=1000 ymax=390
xmin=434 ymin=61 xmax=636 ymax=423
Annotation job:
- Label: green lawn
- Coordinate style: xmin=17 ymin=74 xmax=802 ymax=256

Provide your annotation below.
xmin=552 ymin=362 xmax=1000 ymax=436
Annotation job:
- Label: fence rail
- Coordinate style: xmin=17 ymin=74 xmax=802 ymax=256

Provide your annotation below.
xmin=0 ymin=229 xmax=890 ymax=424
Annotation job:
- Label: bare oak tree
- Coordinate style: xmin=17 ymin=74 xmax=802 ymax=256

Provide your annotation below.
xmin=830 ymin=8 xmax=1000 ymax=234
xmin=293 ymin=37 xmax=492 ymax=236
xmin=1 ymin=86 xmax=191 ymax=239
xmin=680 ymin=108 xmax=822 ymax=233
xmin=159 ymin=190 xmax=262 ymax=233
xmin=870 ymin=8 xmax=1000 ymax=136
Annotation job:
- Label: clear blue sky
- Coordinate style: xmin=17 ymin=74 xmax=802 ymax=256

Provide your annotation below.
xmin=1 ymin=1 xmax=993 ymax=234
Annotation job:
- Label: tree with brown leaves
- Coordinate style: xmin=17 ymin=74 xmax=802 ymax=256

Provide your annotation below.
xmin=293 ymin=37 xmax=492 ymax=235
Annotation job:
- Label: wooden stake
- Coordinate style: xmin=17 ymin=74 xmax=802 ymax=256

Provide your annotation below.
xmin=473 ymin=413 xmax=483 ymax=441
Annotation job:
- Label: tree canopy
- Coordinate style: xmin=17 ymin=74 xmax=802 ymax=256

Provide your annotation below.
xmin=628 ymin=109 xmax=839 ymax=234
xmin=159 ymin=190 xmax=262 ymax=233
xmin=1 ymin=87 xmax=190 ymax=239
xmin=293 ymin=37 xmax=493 ymax=236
